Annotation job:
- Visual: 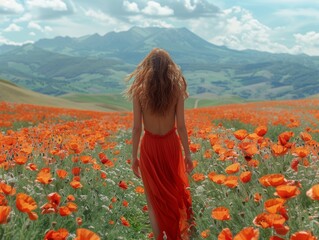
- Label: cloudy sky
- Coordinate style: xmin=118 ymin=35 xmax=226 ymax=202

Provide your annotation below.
xmin=1 ymin=0 xmax=319 ymax=56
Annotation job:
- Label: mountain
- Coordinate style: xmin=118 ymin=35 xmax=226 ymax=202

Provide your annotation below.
xmin=1 ymin=26 xmax=319 ymax=99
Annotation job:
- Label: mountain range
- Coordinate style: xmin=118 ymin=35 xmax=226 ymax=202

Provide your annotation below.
xmin=0 ymin=26 xmax=319 ymax=100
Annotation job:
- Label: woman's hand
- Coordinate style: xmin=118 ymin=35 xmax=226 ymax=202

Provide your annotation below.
xmin=184 ymin=155 xmax=194 ymax=174
xmin=132 ymin=158 xmax=141 ymax=178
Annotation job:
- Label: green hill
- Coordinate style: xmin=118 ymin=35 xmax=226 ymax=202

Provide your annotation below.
xmin=0 ymin=79 xmax=123 ymax=111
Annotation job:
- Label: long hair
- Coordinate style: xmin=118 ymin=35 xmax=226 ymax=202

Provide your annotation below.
xmin=125 ymin=48 xmax=188 ymax=116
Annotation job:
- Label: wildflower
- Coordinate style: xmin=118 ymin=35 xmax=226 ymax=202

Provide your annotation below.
xmin=76 ymin=217 xmax=83 ymax=226
xmin=56 ymin=169 xmax=68 ymax=179
xmin=135 ymin=186 xmax=144 ymax=194
xmin=254 ymin=125 xmax=267 ymax=137
xmin=70 ymin=180 xmax=83 ymax=189
xmin=0 ymin=182 xmax=16 ymax=196
xmin=36 ymin=168 xmax=53 ymax=184
xmin=233 ymin=227 xmax=259 ymax=240
xmin=275 ymin=185 xmax=300 ymax=199
xmin=0 ymin=206 xmax=11 ymax=224
xmin=224 ymin=176 xmax=238 ymax=188
xmin=290 ymin=231 xmax=317 ymax=240
xmin=259 ymin=174 xmax=286 ymax=187
xmin=264 ymin=198 xmax=286 ymax=213
xmin=200 ymin=229 xmax=210 ymax=238
xmin=211 ymin=207 xmax=231 ymax=221
xmin=225 ymin=163 xmax=240 ymax=174
xmin=74 ymin=228 xmax=100 ymax=240
xmin=118 ymin=181 xmax=128 ymax=190
xmin=44 ymin=228 xmax=69 ymax=240
xmin=192 ymin=173 xmax=205 ymax=182
xmin=254 ymin=193 xmax=262 ymax=202
xmin=120 ymin=216 xmax=130 ymax=227
xmin=218 ymin=228 xmax=232 ymax=240
xmin=240 ymin=171 xmax=252 ymax=183
xmin=306 ymin=184 xmax=319 ymax=200
xmin=16 ymin=193 xmax=37 ymax=213
xmin=233 ymin=129 xmax=248 ymax=140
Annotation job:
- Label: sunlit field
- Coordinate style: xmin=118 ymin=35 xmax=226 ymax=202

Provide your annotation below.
xmin=0 ymin=99 xmax=319 ymax=240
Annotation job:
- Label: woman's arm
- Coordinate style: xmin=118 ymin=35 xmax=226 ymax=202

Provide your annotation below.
xmin=176 ymin=95 xmax=194 ymax=174
xmin=132 ymin=97 xmax=142 ymax=178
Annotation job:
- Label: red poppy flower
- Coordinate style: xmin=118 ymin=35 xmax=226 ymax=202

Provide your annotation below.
xmin=70 ymin=180 xmax=83 ymax=189
xmin=275 ymin=185 xmax=300 ymax=199
xmin=306 ymin=184 xmax=319 ymax=200
xmin=118 ymin=181 xmax=128 ymax=190
xmin=47 ymin=192 xmax=61 ymax=207
xmin=218 ymin=228 xmax=232 ymax=240
xmin=240 ymin=171 xmax=252 ymax=183
xmin=254 ymin=125 xmax=268 ymax=137
xmin=44 ymin=228 xmax=69 ymax=240
xmin=200 ymin=230 xmax=210 ymax=238
xmin=233 ymin=227 xmax=259 ymax=240
xmin=224 ymin=176 xmax=238 ymax=188
xmin=225 ymin=163 xmax=240 ymax=174
xmin=290 ymin=231 xmax=317 ymax=240
xmin=233 ymin=129 xmax=248 ymax=140
xmin=59 ymin=206 xmax=72 ymax=216
xmin=16 ymin=193 xmax=37 ymax=213
xmin=56 ymin=169 xmax=68 ymax=179
xmin=135 ymin=186 xmax=144 ymax=194
xmin=259 ymin=174 xmax=286 ymax=187
xmin=36 ymin=168 xmax=53 ymax=184
xmin=74 ymin=228 xmax=100 ymax=240
xmin=120 ymin=216 xmax=130 ymax=227
xmin=264 ymin=198 xmax=286 ymax=214
xmin=211 ymin=207 xmax=231 ymax=221
xmin=0 ymin=206 xmax=11 ymax=224
xmin=0 ymin=183 xmax=16 ymax=196
xmin=192 ymin=173 xmax=205 ymax=182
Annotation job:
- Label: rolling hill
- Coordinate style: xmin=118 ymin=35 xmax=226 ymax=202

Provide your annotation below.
xmin=0 ymin=79 xmax=126 ymax=111
xmin=0 ymin=26 xmax=319 ymax=100
xmin=0 ymin=78 xmax=246 ymax=111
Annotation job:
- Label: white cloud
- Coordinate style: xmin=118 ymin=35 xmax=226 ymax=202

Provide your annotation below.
xmin=123 ymin=1 xmax=139 ymax=13
xmin=0 ymin=35 xmax=33 ymax=45
xmin=29 ymin=32 xmax=36 ymax=36
xmin=26 ymin=0 xmax=68 ymax=11
xmin=0 ymin=0 xmax=24 ymax=14
xmin=128 ymin=15 xmax=173 ymax=28
xmin=184 ymin=0 xmax=197 ymax=11
xmin=292 ymin=31 xmax=319 ymax=56
xmin=141 ymin=1 xmax=174 ymax=16
xmin=14 ymin=13 xmax=33 ymax=22
xmin=28 ymin=21 xmax=42 ymax=31
xmin=188 ymin=6 xmax=289 ymax=54
xmin=4 ymin=23 xmax=22 ymax=32
xmin=27 ymin=21 xmax=52 ymax=32
xmin=84 ymin=9 xmax=118 ymax=24
xmin=275 ymin=8 xmax=319 ymax=19
xmin=44 ymin=26 xmax=53 ymax=32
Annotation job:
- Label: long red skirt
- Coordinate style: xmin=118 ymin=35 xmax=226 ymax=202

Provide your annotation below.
xmin=139 ymin=128 xmax=193 ymax=239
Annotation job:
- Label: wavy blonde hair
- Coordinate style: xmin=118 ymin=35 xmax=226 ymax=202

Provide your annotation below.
xmin=125 ymin=48 xmax=188 ymax=115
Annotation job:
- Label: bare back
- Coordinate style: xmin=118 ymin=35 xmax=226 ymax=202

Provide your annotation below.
xmin=142 ymin=101 xmax=176 ymax=135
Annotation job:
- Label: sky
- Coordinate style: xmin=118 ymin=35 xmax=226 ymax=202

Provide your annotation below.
xmin=0 ymin=0 xmax=319 ymax=56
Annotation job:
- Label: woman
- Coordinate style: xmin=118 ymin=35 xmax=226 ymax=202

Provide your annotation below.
xmin=126 ymin=48 xmax=194 ymax=239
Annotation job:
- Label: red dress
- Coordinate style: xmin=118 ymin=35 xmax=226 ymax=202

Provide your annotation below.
xmin=139 ymin=128 xmax=193 ymax=239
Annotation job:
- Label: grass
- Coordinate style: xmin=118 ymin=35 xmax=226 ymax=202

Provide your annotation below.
xmin=60 ymin=93 xmax=131 ymax=111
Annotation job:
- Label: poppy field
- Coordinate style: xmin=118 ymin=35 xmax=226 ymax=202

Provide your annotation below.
xmin=0 ymin=99 xmax=319 ymax=240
